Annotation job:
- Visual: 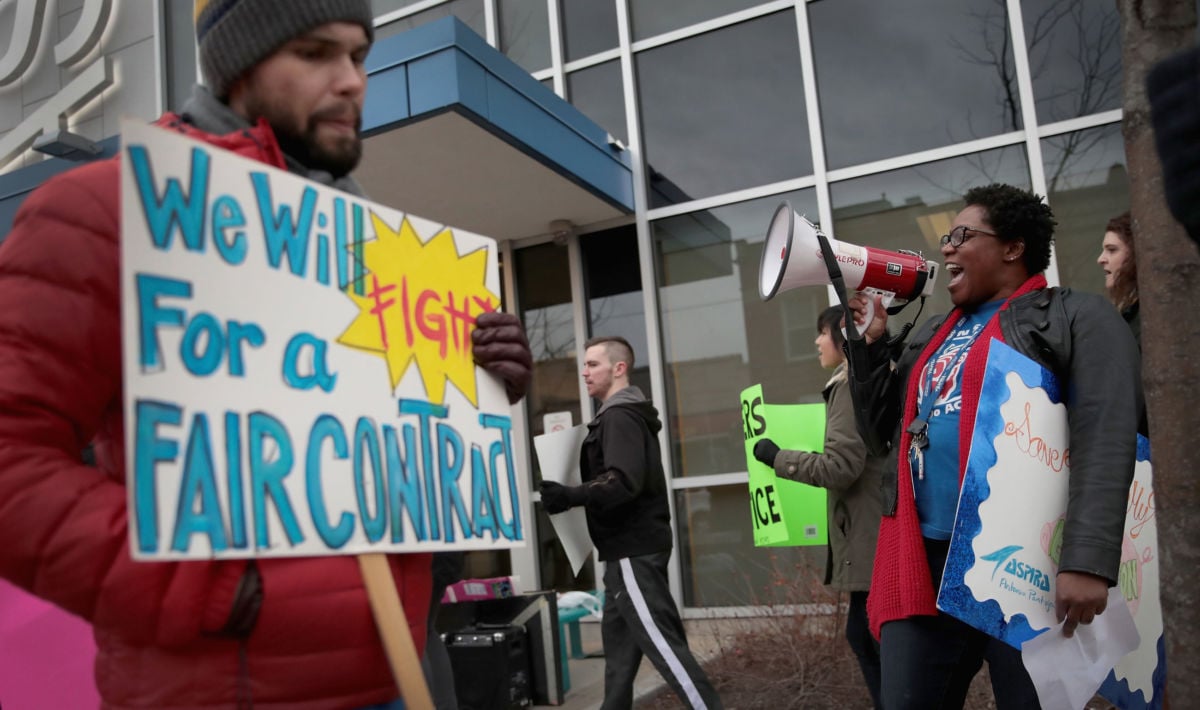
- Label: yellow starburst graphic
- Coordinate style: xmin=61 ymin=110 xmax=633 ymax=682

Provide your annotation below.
xmin=339 ymin=214 xmax=499 ymax=406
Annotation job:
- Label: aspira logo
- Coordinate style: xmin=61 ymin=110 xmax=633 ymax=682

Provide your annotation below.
xmin=0 ymin=0 xmax=116 ymax=168
xmin=980 ymin=544 xmax=1051 ymax=592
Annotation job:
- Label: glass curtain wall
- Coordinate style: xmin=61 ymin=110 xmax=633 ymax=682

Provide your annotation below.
xmin=513 ymin=242 xmax=596 ymax=594
xmin=375 ymin=0 xmax=1128 ymax=610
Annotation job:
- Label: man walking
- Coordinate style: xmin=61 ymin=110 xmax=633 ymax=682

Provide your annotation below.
xmin=540 ymin=336 xmax=721 ymax=710
xmin=0 ymin=2 xmax=531 ymax=707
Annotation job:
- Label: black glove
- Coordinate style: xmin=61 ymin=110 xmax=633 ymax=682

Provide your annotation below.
xmin=753 ymin=438 xmax=781 ymax=468
xmin=472 ymin=311 xmax=533 ymax=404
xmin=540 ymin=481 xmax=586 ymax=514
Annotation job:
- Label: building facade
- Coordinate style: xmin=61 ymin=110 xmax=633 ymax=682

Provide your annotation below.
xmin=0 ymin=0 xmax=1133 ymax=614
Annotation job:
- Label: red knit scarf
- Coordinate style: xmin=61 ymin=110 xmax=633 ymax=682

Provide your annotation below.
xmin=867 ymin=274 xmax=1048 ymax=638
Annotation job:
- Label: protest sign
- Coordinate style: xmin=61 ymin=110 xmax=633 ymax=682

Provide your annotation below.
xmin=937 ymin=340 xmax=1069 ymax=647
xmin=1098 ymin=437 xmax=1164 ymax=710
xmin=739 ymin=384 xmax=827 ymax=547
xmin=533 ymin=424 xmax=594 ymax=576
xmin=120 ymin=118 xmax=526 ymax=561
xmin=938 ymin=340 xmax=1163 ymax=708
xmin=119 ymin=119 xmax=533 ymax=706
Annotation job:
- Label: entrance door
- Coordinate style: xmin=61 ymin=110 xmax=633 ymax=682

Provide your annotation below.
xmin=513 ymin=240 xmax=596 ymax=593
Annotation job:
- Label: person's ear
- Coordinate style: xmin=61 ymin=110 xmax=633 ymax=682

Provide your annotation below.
xmin=1004 ymin=240 xmax=1025 ymax=264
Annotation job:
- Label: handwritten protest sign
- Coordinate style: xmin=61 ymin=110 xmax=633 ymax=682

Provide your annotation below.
xmin=739 ymin=384 xmax=827 ymax=547
xmin=937 ymin=340 xmax=1069 ymax=647
xmin=119 ymin=119 xmax=526 ymax=561
xmin=1098 ymin=438 xmax=1164 ymax=710
xmin=938 ymin=340 xmax=1163 ymax=708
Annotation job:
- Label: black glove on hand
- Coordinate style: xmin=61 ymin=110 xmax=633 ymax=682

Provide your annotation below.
xmin=539 ymin=481 xmax=586 ymax=514
xmin=472 ymin=311 xmax=533 ymax=404
xmin=753 ymin=438 xmax=781 ymax=468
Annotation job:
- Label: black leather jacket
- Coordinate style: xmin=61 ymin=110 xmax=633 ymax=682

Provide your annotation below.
xmin=848 ymin=287 xmax=1143 ymax=584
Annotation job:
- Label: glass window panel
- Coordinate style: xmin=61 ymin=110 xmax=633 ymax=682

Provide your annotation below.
xmin=655 ymin=190 xmax=828 ymax=479
xmin=676 ymin=486 xmax=827 ymax=607
xmin=582 ymin=225 xmax=648 ymax=395
xmin=1021 ymin=0 xmax=1121 ymax=124
xmin=783 ymin=297 xmax=820 ymax=364
xmin=561 ymin=0 xmax=618 ymax=62
xmin=374 ymin=0 xmax=437 ymax=15
xmin=810 ymin=0 xmax=1021 ymax=170
xmin=498 ymin=0 xmax=551 ymax=73
xmin=516 ymin=243 xmax=581 ymax=462
xmin=828 ymin=146 xmax=1032 ymax=319
xmin=567 ymin=60 xmax=628 ymax=146
xmin=630 ymin=0 xmax=766 ymax=41
xmin=514 ymin=243 xmax=595 ymax=593
xmin=1042 ymin=123 xmax=1128 ymax=295
xmin=376 ymin=0 xmax=485 ymax=41
xmin=638 ymin=14 xmax=812 ymax=208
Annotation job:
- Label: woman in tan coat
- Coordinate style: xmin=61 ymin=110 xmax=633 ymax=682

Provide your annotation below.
xmin=754 ymin=306 xmax=885 ymax=709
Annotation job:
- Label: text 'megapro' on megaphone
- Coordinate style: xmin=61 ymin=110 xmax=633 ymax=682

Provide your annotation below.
xmin=759 ymin=202 xmax=939 ymax=316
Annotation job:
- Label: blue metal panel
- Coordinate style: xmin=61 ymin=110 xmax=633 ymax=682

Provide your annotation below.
xmin=404 ymin=49 xmax=487 ymax=119
xmin=364 ymin=17 xmax=633 ymax=212
xmin=362 ymin=64 xmax=411 ymax=130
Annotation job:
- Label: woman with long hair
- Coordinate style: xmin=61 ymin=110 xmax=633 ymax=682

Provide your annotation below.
xmin=1097 ymin=211 xmax=1140 ymax=348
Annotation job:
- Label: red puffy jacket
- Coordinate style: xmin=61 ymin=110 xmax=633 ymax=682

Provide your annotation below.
xmin=0 ymin=116 xmax=432 ymax=709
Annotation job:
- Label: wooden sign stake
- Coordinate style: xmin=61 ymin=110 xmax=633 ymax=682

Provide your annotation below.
xmin=358 ymin=553 xmax=434 ymax=710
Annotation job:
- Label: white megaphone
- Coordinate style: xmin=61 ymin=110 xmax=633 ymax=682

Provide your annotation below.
xmin=760 ymin=202 xmax=939 ymax=324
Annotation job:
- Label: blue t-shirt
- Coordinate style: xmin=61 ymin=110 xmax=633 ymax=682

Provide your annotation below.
xmin=912 ymin=299 xmax=1002 ymax=539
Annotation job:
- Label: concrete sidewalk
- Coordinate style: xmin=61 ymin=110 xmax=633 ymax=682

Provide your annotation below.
xmin=533 ymin=617 xmax=735 ymax=709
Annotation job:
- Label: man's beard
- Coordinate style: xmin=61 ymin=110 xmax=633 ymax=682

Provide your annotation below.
xmin=249 ymin=97 xmax=363 ymax=177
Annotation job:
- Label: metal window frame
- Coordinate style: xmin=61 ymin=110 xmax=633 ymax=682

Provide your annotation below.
xmin=372 ymin=0 xmax=1124 ymax=616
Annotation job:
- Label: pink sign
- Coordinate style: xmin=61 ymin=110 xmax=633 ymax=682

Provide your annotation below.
xmin=0 ymin=579 xmax=99 ymax=708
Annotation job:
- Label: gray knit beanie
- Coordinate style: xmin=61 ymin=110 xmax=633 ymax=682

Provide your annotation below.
xmin=195 ymin=0 xmax=375 ymax=99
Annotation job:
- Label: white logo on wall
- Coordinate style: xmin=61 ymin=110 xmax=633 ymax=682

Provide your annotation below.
xmin=0 ymin=0 xmax=116 ymax=168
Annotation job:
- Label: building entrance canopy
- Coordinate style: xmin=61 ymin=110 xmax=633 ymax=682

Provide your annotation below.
xmin=357 ymin=17 xmax=634 ymax=241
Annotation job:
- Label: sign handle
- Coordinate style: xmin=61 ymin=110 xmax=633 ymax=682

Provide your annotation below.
xmin=358 ymin=553 xmax=433 ymax=710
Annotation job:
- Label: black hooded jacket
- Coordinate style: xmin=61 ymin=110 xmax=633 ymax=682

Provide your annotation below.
xmin=579 ymin=386 xmax=673 ymax=561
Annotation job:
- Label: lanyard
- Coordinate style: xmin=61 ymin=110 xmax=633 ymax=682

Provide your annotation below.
xmin=906 ymin=318 xmax=982 ymax=478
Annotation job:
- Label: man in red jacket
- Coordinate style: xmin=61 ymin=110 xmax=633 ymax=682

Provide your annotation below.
xmin=0 ymin=1 xmax=532 ymax=708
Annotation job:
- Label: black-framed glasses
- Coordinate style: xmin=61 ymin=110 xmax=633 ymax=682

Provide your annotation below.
xmin=939 ymin=225 xmax=998 ymax=248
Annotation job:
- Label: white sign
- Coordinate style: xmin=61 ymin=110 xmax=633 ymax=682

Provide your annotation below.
xmin=1099 ymin=446 xmax=1163 ymax=709
xmin=960 ymin=369 xmax=1068 ymax=630
xmin=533 ymin=424 xmax=593 ymax=576
xmin=120 ymin=119 xmax=525 ymax=560
xmin=938 ymin=340 xmax=1164 ymax=709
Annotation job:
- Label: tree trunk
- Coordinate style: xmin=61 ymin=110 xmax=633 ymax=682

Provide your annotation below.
xmin=1118 ymin=0 xmax=1200 ymax=702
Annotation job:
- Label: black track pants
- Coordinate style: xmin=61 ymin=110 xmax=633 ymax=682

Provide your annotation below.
xmin=599 ymin=551 xmax=722 ymax=710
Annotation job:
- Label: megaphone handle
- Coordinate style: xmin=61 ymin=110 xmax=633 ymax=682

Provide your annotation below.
xmin=854 ymin=288 xmax=895 ymax=337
